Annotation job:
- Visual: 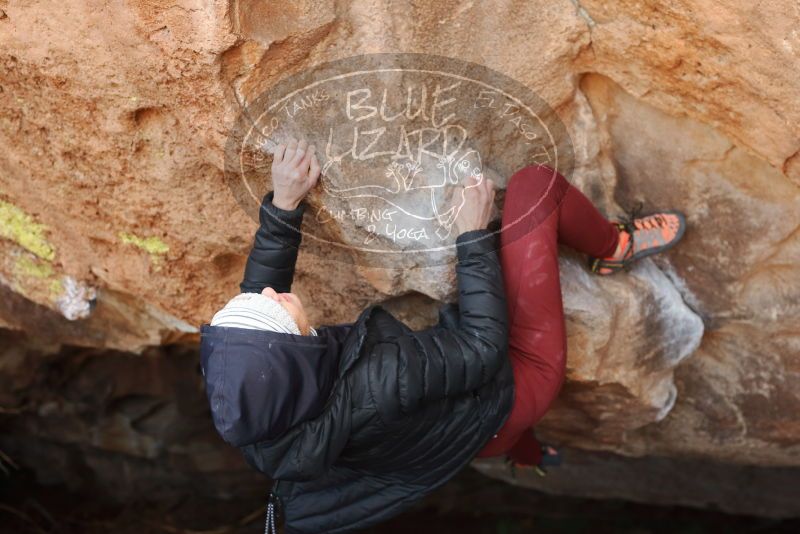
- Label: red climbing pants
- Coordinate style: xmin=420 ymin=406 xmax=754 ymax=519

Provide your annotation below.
xmin=475 ymin=165 xmax=620 ymax=465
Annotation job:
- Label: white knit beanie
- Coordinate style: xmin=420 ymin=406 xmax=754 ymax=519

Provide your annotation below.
xmin=211 ymin=292 xmax=316 ymax=335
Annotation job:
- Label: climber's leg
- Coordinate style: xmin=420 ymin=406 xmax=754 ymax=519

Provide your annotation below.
xmin=476 ymin=164 xmax=569 ymax=459
xmin=475 ymin=165 xmax=635 ymax=461
xmin=556 ymin=183 xmax=620 ymax=257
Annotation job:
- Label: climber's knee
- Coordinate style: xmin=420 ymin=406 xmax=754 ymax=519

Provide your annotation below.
xmin=502 ymin=164 xmax=569 ymax=230
xmin=506 ymin=164 xmax=564 ymax=200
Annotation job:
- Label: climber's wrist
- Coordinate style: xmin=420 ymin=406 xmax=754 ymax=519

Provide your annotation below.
xmin=271 ymin=194 xmax=303 ymax=211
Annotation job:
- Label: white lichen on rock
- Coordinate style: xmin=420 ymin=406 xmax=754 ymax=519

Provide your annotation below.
xmin=55 ymin=276 xmax=97 ymax=321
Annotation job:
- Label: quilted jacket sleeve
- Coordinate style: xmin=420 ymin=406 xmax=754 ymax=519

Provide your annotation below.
xmin=373 ymin=229 xmax=509 ymax=419
xmin=239 ymin=191 xmax=305 ymax=294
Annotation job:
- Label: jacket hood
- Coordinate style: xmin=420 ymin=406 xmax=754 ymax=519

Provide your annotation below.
xmin=200 ymin=323 xmax=345 ymax=447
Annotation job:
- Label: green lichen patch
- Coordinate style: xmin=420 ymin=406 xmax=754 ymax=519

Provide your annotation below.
xmin=119 ymin=232 xmax=169 ymax=263
xmin=0 ymin=200 xmax=56 ymax=261
xmin=10 ymin=253 xmax=65 ymax=301
xmin=49 ymin=278 xmax=65 ymax=298
xmin=14 ymin=254 xmax=54 ymax=279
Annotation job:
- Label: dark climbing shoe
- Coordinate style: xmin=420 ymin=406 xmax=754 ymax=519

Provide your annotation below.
xmin=588 ymin=202 xmax=687 ymax=275
xmin=539 ymin=444 xmax=562 ymax=468
xmin=505 ymin=443 xmax=563 ymax=478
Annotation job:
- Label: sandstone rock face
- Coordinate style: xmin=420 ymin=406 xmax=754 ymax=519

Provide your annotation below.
xmin=1 ymin=0 xmax=799 ymax=511
xmin=545 ymin=74 xmax=800 ymax=467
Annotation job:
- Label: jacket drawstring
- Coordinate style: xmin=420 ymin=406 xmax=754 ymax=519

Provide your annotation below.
xmin=265 ymin=481 xmax=282 ymax=534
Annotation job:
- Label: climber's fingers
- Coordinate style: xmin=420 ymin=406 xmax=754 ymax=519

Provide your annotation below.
xmin=291 ymin=138 xmax=309 ymax=166
xmin=463 ymin=171 xmax=484 ymax=189
xmin=308 ymin=153 xmax=321 ymax=185
xmin=468 ymin=177 xmax=495 ymax=210
xmin=284 ymin=137 xmax=298 ymax=163
xmin=273 ymin=142 xmax=287 ymax=164
xmin=299 ymin=144 xmax=316 ymax=176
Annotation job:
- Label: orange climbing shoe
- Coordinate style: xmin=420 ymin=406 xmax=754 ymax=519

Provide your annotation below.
xmin=588 ymin=202 xmax=686 ymax=275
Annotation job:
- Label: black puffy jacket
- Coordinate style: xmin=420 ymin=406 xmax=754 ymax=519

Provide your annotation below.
xmin=200 ymin=192 xmax=514 ymax=533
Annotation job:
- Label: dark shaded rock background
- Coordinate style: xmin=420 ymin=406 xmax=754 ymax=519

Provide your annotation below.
xmin=1 ymin=0 xmax=799 ymax=525
xmin=2 ymin=329 xmax=800 ymax=533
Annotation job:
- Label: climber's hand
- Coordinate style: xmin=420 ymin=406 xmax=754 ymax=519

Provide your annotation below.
xmin=454 ymin=175 xmax=495 ymax=236
xmin=271 ymin=137 xmax=321 ymax=211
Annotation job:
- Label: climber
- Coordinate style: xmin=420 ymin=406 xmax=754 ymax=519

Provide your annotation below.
xmin=199 ymin=136 xmax=686 ymax=533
